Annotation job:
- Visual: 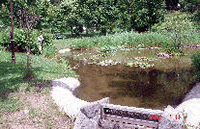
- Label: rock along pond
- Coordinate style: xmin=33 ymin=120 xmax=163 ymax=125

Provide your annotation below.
xmin=62 ymin=47 xmax=198 ymax=110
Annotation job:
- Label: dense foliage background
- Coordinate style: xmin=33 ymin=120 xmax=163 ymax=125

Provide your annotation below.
xmin=0 ymin=0 xmax=199 ymax=53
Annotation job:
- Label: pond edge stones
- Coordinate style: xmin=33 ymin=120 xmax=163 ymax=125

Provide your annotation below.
xmin=175 ymin=82 xmax=200 ymax=128
xmin=58 ymin=48 xmax=71 ymax=53
xmin=51 ymin=77 xmax=110 ymax=128
xmin=51 ymin=77 xmax=200 ymax=129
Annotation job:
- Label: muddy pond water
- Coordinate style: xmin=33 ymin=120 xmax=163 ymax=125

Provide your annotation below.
xmin=63 ymin=48 xmax=198 ymax=110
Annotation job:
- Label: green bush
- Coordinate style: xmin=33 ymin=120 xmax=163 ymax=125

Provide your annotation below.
xmin=193 ymin=9 xmax=200 ymax=25
xmin=0 ymin=28 xmax=41 ymax=54
xmin=180 ymin=0 xmax=200 ymax=13
xmin=0 ymin=27 xmax=54 ymax=55
xmin=0 ymin=45 xmax=5 ymax=51
xmin=42 ymin=33 xmax=53 ymax=45
xmin=0 ymin=30 xmax=10 ymax=48
xmin=14 ymin=28 xmax=39 ymax=54
xmin=191 ymin=53 xmax=200 ymax=80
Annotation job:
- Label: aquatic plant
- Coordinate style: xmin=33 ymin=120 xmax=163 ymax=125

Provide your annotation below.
xmin=99 ymin=45 xmax=119 ymax=53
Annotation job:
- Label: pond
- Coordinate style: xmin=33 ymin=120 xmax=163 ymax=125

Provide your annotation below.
xmin=62 ymin=47 xmax=198 ymax=110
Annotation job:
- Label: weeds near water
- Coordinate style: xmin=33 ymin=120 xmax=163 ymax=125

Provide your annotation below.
xmin=64 ymin=31 xmax=172 ymax=49
xmin=55 ymin=31 xmax=199 ymax=55
xmin=191 ymin=53 xmax=200 ymax=81
xmin=161 ymin=41 xmax=183 ymax=55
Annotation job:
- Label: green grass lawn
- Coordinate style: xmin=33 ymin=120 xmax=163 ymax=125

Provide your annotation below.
xmin=0 ymin=50 xmax=77 ymax=113
xmin=0 ymin=49 xmax=76 ymax=128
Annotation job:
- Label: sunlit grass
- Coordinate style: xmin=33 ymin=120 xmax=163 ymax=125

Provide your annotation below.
xmin=0 ymin=49 xmax=77 ymax=113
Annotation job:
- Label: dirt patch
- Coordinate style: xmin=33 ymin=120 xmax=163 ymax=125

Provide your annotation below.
xmin=0 ymin=88 xmax=74 ymax=129
xmin=181 ymin=45 xmax=200 ymax=49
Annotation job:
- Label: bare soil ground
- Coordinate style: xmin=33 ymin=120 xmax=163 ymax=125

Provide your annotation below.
xmin=0 ymin=87 xmax=75 ymax=129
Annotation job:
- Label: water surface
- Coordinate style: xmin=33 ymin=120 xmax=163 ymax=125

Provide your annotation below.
xmin=64 ymin=48 xmax=197 ymax=110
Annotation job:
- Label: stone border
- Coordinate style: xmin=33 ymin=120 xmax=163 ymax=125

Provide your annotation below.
xmin=58 ymin=48 xmax=71 ymax=53
xmin=51 ymin=77 xmax=200 ymax=129
xmin=51 ymin=77 xmax=110 ymax=128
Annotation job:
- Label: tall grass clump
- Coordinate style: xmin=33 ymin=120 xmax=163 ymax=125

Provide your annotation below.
xmin=67 ymin=31 xmax=172 ymax=49
xmin=191 ymin=53 xmax=200 ymax=81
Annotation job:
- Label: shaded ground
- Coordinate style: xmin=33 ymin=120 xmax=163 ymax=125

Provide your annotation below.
xmin=0 ymin=87 xmax=74 ymax=129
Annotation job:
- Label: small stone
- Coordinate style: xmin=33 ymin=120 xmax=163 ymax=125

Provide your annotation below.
xmin=159 ymin=105 xmax=183 ymax=129
xmin=23 ymin=110 xmax=29 ymax=115
xmin=175 ymin=98 xmax=200 ymax=128
xmin=105 ymin=59 xmax=112 ymax=64
xmin=156 ymin=53 xmax=171 ymax=58
xmin=52 ymin=77 xmax=80 ymax=92
xmin=74 ymin=97 xmax=109 ymax=129
xmin=58 ymin=48 xmax=71 ymax=53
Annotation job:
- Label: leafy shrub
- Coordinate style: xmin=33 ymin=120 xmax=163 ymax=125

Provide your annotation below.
xmin=0 ymin=28 xmax=41 ymax=54
xmin=0 ymin=4 xmax=10 ymax=27
xmin=127 ymin=0 xmax=165 ymax=31
xmin=0 ymin=30 xmax=10 ymax=48
xmin=0 ymin=45 xmax=5 ymax=51
xmin=191 ymin=53 xmax=200 ymax=80
xmin=42 ymin=33 xmax=53 ymax=45
xmin=192 ymin=9 xmax=200 ymax=25
xmin=151 ymin=11 xmax=196 ymax=32
xmin=0 ymin=27 xmax=54 ymax=54
xmin=14 ymin=28 xmax=39 ymax=54
xmin=180 ymin=0 xmax=200 ymax=13
xmin=36 ymin=0 xmax=66 ymax=33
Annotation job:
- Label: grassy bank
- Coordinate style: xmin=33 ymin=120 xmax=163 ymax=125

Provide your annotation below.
xmin=53 ymin=11 xmax=200 ymax=52
xmin=55 ymin=31 xmax=200 ymax=48
xmin=0 ymin=50 xmax=76 ymax=98
xmin=0 ymin=49 xmax=77 ymax=128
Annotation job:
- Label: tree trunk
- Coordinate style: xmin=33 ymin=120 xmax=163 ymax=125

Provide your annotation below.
xmin=165 ymin=0 xmax=179 ymax=10
xmin=9 ymin=0 xmax=15 ymax=63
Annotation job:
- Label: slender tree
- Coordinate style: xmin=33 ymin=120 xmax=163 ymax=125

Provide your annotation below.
xmin=17 ymin=7 xmax=39 ymax=78
xmin=9 ymin=0 xmax=15 ymax=63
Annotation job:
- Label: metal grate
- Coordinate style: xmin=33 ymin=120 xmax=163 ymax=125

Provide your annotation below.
xmin=99 ymin=104 xmax=163 ymax=129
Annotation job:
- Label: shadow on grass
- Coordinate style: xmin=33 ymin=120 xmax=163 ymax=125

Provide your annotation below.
xmin=0 ymin=60 xmax=52 ymax=102
xmin=0 ymin=61 xmax=25 ymax=97
xmin=0 ymin=58 xmax=58 ymax=113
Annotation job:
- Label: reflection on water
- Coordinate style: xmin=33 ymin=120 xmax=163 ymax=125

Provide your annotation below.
xmin=65 ymin=48 xmax=197 ymax=110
